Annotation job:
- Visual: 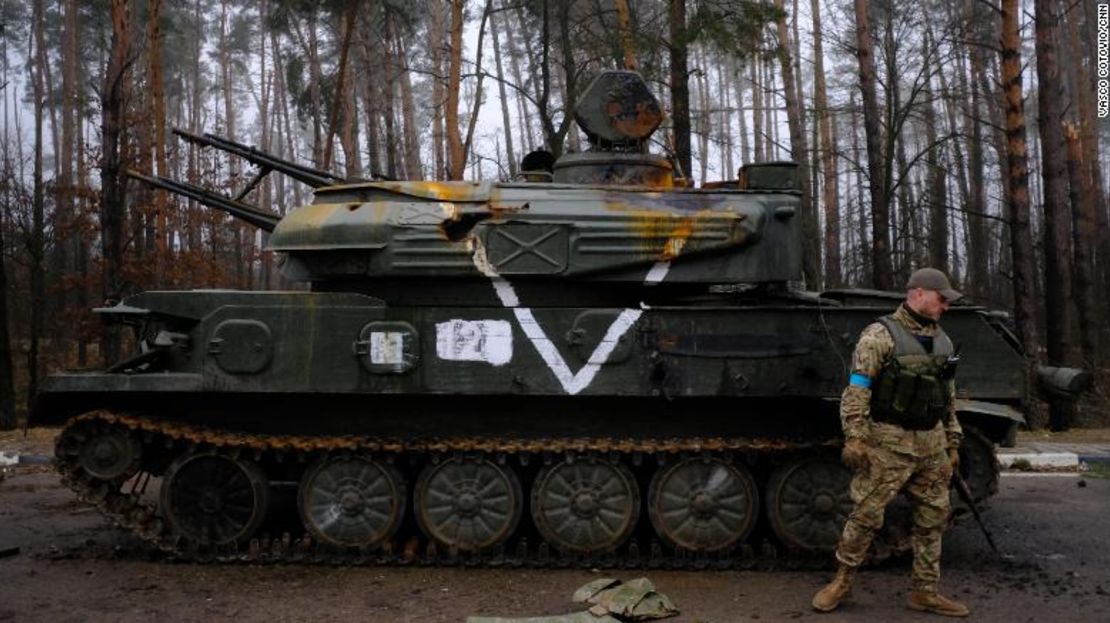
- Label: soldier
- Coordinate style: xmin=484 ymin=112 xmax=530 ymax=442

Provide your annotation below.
xmin=812 ymin=267 xmax=970 ymax=617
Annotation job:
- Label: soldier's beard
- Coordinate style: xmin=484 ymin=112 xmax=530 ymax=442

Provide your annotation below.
xmin=902 ymin=302 xmax=938 ymax=326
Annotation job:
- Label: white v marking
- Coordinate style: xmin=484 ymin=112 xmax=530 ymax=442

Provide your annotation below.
xmin=470 ymin=236 xmax=668 ymax=395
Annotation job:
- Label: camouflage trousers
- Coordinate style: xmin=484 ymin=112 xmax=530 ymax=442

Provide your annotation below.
xmin=834 ymin=444 xmax=953 ymax=593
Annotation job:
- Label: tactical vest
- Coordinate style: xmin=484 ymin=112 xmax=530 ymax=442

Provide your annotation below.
xmin=869 ymin=315 xmax=954 ymax=430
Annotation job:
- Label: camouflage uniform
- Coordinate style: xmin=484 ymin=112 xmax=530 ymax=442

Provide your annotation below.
xmin=835 ymin=303 xmax=962 ymax=593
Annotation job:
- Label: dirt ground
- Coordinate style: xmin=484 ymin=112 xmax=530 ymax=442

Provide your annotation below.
xmin=1 ymin=432 xmax=1108 ymax=622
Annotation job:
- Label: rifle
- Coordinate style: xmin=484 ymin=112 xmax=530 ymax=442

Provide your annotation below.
xmin=952 ymin=469 xmax=1000 ymax=554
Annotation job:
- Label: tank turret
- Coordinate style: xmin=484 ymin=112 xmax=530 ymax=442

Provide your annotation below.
xmin=263 ymin=71 xmax=804 ymax=304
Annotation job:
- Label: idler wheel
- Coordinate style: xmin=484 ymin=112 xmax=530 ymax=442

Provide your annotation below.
xmin=531 ymin=457 xmax=639 ymax=555
xmin=160 ymin=450 xmax=270 ymax=546
xmin=765 ymin=458 xmax=852 ymax=552
xmin=648 ymin=457 xmax=758 ymax=552
xmin=415 ymin=457 xmax=522 ymax=552
xmin=298 ymin=455 xmax=406 ymax=549
xmin=78 ymin=428 xmax=142 ymax=481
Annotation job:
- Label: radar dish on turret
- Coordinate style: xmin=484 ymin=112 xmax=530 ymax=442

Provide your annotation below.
xmin=575 ymin=70 xmax=662 ymax=148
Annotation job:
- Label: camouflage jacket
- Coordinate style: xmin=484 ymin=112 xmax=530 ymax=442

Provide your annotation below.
xmin=840 ymin=303 xmax=962 ymax=456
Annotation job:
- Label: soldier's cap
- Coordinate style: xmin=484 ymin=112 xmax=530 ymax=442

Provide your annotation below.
xmin=906 ymin=267 xmax=962 ymax=301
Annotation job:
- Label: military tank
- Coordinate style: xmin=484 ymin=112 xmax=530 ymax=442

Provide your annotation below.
xmin=33 ymin=71 xmax=1065 ymax=567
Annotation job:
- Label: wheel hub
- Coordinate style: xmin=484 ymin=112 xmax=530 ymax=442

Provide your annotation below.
xmin=691 ymin=491 xmax=716 ymax=517
xmin=93 ymin=440 xmax=116 ymax=462
xmin=572 ymin=491 xmax=599 ymax=517
xmin=814 ymin=493 xmax=834 ymax=515
xmin=340 ymin=489 xmax=364 ymax=516
xmin=198 ymin=489 xmax=223 ymax=514
xmin=455 ymin=491 xmax=480 ymax=516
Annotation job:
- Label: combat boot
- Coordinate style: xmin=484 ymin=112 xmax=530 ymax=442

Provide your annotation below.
xmin=811 ymin=564 xmax=855 ymax=612
xmin=907 ymin=590 xmax=970 ymax=617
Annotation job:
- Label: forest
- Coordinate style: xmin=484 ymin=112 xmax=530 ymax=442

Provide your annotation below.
xmin=0 ymin=0 xmax=1105 ymax=429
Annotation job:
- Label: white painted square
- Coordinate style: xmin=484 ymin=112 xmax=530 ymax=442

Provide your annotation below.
xmin=370 ymin=332 xmax=405 ymax=365
xmin=436 ymin=319 xmax=513 ymax=366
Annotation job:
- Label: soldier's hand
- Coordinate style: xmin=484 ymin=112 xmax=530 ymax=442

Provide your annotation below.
xmin=948 ymin=447 xmax=960 ymax=473
xmin=841 ymin=438 xmax=871 ymax=471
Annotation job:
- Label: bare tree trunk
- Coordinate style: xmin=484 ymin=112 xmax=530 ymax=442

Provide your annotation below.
xmin=931 ymin=23 xmax=971 ymax=233
xmin=445 ymin=0 xmax=466 ymax=179
xmin=717 ymin=54 xmax=733 ymax=178
xmin=965 ymin=42 xmax=989 ymax=299
xmin=1078 ymin=0 xmax=1110 ymax=319
xmin=382 ymin=19 xmax=399 ymax=179
xmin=733 ymin=58 xmax=749 ymax=166
xmin=0 ymin=47 xmax=13 ymax=425
xmin=445 ymin=0 xmax=490 ymax=180
xmin=1064 ymin=12 xmax=1099 ymax=367
xmin=764 ymin=57 xmax=776 ymax=159
xmin=694 ymin=47 xmax=709 ymax=186
xmin=75 ymin=48 xmax=90 ymax=365
xmin=101 ymin=0 xmax=131 ymax=365
xmin=184 ymin=0 xmax=202 ymax=253
xmin=922 ymin=28 xmax=947 ymax=273
xmin=259 ymin=0 xmax=273 ymax=287
xmin=148 ymin=0 xmax=168 ymax=282
xmin=894 ymin=131 xmax=915 ymax=279
xmin=357 ymin=15 xmax=383 ymax=179
xmin=775 ymin=0 xmax=817 ymax=287
xmin=1064 ymin=124 xmax=1097 ymax=367
xmin=669 ymin=0 xmax=691 ymax=180
xmin=217 ymin=0 xmax=247 ymax=287
xmin=503 ymin=10 xmax=535 ymax=155
xmin=811 ymin=0 xmax=839 ymax=287
xmin=1034 ymin=0 xmax=1077 ymax=429
xmin=272 ymin=28 xmax=303 ymax=207
xmin=487 ymin=8 xmax=517 ymax=178
xmin=308 ymin=15 xmax=324 ymax=168
xmin=28 ymin=0 xmax=47 ymax=409
xmin=323 ymin=0 xmax=358 ymax=171
xmin=750 ymin=60 xmax=763 ymax=162
xmin=853 ymin=0 xmax=892 ymax=289
xmin=429 ymin=2 xmax=446 ymax=179
xmin=55 ymin=0 xmax=80 ymax=323
xmin=613 ymin=0 xmax=637 ymax=70
xmin=397 ymin=37 xmax=423 ymax=180
xmin=850 ymin=92 xmax=870 ymax=285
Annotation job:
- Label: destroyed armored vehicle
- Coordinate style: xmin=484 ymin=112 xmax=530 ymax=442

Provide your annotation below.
xmin=33 ymin=71 xmax=1074 ymax=566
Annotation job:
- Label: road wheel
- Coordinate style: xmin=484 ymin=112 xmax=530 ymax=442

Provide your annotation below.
xmin=298 ymin=454 xmax=406 ymax=548
xmin=648 ymin=457 xmax=758 ymax=552
xmin=160 ymin=449 xmax=270 ymax=546
xmin=531 ymin=457 xmax=639 ymax=555
xmin=415 ymin=456 xmax=522 ymax=553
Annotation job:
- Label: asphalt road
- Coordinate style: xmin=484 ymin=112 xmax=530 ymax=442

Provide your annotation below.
xmin=0 ymin=465 xmax=1106 ymax=623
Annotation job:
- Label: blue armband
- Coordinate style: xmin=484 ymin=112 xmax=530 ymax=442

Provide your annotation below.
xmin=849 ymin=373 xmax=872 ymax=389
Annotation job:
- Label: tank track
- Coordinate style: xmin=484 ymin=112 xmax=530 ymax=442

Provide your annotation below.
xmin=55 ymin=410 xmax=922 ymax=570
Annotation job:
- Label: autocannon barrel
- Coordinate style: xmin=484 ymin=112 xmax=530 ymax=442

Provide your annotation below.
xmin=172 ymin=128 xmax=347 ymax=188
xmin=126 ymin=170 xmax=280 ymax=232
